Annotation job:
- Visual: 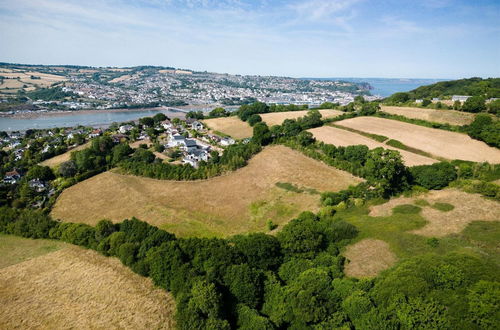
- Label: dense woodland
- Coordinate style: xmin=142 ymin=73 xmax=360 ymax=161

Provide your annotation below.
xmin=386 ymin=78 xmax=500 ymax=101
xmin=1 ymin=98 xmax=499 ymax=329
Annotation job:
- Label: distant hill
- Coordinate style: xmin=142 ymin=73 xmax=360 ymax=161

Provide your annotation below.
xmin=386 ymin=77 xmax=500 ymax=101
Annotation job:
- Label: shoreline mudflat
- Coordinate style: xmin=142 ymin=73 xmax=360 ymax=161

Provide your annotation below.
xmin=1 ymin=106 xmax=182 ymax=119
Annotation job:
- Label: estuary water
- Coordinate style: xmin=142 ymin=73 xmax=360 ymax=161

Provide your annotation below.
xmin=0 ymin=109 xmax=186 ymax=132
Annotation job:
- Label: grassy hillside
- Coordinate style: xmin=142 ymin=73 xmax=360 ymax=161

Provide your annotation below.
xmin=386 ymin=77 xmax=500 ymax=102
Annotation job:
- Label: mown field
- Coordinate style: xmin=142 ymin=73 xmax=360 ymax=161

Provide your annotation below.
xmin=308 ymin=126 xmax=437 ymax=166
xmin=380 ymin=105 xmax=476 ymax=126
xmin=0 ymin=68 xmax=67 ymax=95
xmin=336 ymin=116 xmax=500 ymax=163
xmin=40 ymin=142 xmax=91 ymax=168
xmin=51 ymin=145 xmax=362 ymax=237
xmin=203 ymin=116 xmax=253 ymax=139
xmin=339 ymin=188 xmax=500 ymax=278
xmin=0 ymin=235 xmax=175 ymax=329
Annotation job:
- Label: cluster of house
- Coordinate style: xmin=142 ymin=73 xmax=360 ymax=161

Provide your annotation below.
xmin=161 ymin=118 xmax=236 ymax=167
xmin=161 ymin=119 xmax=210 ymax=167
xmin=2 ymin=169 xmax=51 ymax=194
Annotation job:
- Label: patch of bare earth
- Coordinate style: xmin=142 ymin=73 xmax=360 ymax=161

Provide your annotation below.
xmin=343 ymin=239 xmax=397 ymax=278
xmin=308 ymin=126 xmax=437 ymax=166
xmin=381 ymin=106 xmax=475 ymax=126
xmin=369 ymin=189 xmax=500 ymax=237
xmin=0 ymin=246 xmax=175 ymax=329
xmin=51 ymin=145 xmax=362 ymax=237
xmin=336 ymin=117 xmax=500 ymax=163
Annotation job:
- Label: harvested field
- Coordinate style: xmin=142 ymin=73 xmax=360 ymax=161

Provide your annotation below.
xmin=309 ymin=126 xmax=437 ymax=166
xmin=343 ymin=239 xmax=397 ymax=278
xmin=202 ymin=116 xmax=253 ymax=139
xmin=336 ymin=117 xmax=500 ymax=163
xmin=0 ymin=70 xmax=67 ymax=94
xmin=40 ymin=142 xmax=90 ymax=168
xmin=369 ymin=189 xmax=500 ymax=237
xmin=260 ymin=109 xmax=344 ymax=126
xmin=109 ymin=74 xmax=132 ymax=83
xmin=52 ymin=145 xmax=362 ymax=237
xmin=0 ymin=246 xmax=175 ymax=329
xmin=381 ymin=106 xmax=475 ymax=126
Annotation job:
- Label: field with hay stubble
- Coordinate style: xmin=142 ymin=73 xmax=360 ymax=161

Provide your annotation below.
xmin=51 ymin=145 xmax=362 ymax=237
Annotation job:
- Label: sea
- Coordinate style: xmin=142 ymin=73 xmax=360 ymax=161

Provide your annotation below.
xmin=343 ymin=78 xmax=447 ymax=97
xmin=304 ymin=77 xmax=447 ymax=97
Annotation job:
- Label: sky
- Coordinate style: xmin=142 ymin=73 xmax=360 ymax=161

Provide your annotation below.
xmin=0 ymin=0 xmax=499 ymax=78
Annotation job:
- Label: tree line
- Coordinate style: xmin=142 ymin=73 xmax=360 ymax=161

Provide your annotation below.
xmin=1 ymin=203 xmax=498 ymax=328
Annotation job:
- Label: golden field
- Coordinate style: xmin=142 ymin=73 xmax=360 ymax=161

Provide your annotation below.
xmin=336 ymin=117 xmax=500 ymax=163
xmin=0 ymin=236 xmax=175 ymax=329
xmin=0 ymin=68 xmax=67 ymax=95
xmin=203 ymin=116 xmax=253 ymax=139
xmin=380 ymin=106 xmax=475 ymax=126
xmin=309 ymin=126 xmax=437 ymax=166
xmin=51 ymin=146 xmax=362 ymax=237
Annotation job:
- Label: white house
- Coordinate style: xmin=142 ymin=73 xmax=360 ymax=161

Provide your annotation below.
xmin=161 ymin=120 xmax=172 ymax=130
xmin=191 ymin=120 xmax=204 ymax=131
xmin=451 ymin=95 xmax=471 ymax=102
xmin=3 ymin=170 xmax=21 ymax=184
xmin=167 ymin=134 xmax=186 ymax=148
xmin=28 ymin=179 xmax=47 ymax=192
xmin=220 ymin=137 xmax=235 ymax=146
xmin=119 ymin=125 xmax=133 ymax=134
xmin=180 ymin=139 xmax=198 ymax=152
xmin=183 ymin=149 xmax=209 ymax=168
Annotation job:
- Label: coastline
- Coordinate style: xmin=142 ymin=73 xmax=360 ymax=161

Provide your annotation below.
xmin=1 ymin=106 xmax=183 ymax=119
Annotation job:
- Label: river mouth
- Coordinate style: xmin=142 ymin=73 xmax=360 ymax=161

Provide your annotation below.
xmin=0 ymin=108 xmax=187 ymax=132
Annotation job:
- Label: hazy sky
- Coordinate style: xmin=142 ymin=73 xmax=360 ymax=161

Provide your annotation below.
xmin=0 ymin=0 xmax=499 ymax=78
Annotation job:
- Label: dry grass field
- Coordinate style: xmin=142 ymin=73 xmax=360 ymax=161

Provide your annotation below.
xmin=0 ymin=243 xmax=175 ymax=329
xmin=308 ymin=126 xmax=437 ymax=166
xmin=369 ymin=189 xmax=500 ymax=237
xmin=40 ymin=142 xmax=91 ymax=168
xmin=52 ymin=146 xmax=362 ymax=237
xmin=260 ymin=109 xmax=344 ymax=126
xmin=0 ymin=69 xmax=67 ymax=95
xmin=336 ymin=117 xmax=500 ymax=163
xmin=381 ymin=106 xmax=475 ymax=126
xmin=343 ymin=239 xmax=397 ymax=278
xmin=203 ymin=116 xmax=253 ymax=139
xmin=109 ymin=74 xmax=133 ymax=83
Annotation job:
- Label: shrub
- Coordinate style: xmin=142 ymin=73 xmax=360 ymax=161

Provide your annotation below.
xmin=247 ymin=114 xmax=262 ymax=126
xmin=392 ymin=204 xmax=422 ymax=214
xmin=410 ymin=162 xmax=457 ymax=189
xmin=431 ymin=202 xmax=454 ymax=212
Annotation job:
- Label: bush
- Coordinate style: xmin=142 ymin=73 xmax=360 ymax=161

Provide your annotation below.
xmin=410 ymin=162 xmax=457 ymax=189
xmin=392 ymin=204 xmax=422 ymax=214
xmin=431 ymin=202 xmax=454 ymax=212
xmin=247 ymin=114 xmax=262 ymax=126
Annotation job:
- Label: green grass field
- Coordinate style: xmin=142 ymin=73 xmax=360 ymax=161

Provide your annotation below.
xmin=0 ymin=234 xmax=68 ymax=269
xmin=337 ymin=203 xmax=500 ymax=270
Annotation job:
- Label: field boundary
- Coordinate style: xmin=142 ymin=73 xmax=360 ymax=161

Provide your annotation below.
xmin=329 ymin=123 xmax=443 ymax=161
